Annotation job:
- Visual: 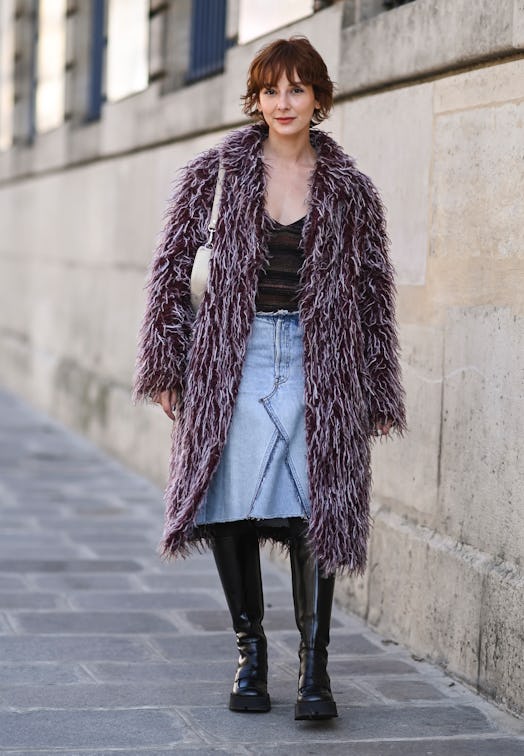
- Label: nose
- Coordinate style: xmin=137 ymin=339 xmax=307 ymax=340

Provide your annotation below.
xmin=276 ymin=91 xmax=290 ymax=110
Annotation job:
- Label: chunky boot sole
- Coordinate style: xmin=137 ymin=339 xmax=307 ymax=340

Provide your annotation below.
xmin=230 ymin=691 xmax=271 ymax=713
xmin=295 ymin=698 xmax=338 ymax=720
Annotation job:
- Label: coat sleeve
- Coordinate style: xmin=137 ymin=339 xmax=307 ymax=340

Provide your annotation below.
xmin=355 ymin=176 xmax=407 ymax=434
xmin=132 ymin=152 xmax=218 ymax=404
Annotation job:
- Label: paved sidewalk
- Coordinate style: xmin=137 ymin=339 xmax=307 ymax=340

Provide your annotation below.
xmin=0 ymin=389 xmax=522 ymax=755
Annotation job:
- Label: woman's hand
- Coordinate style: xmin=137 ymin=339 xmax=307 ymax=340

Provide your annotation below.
xmin=153 ymin=390 xmax=179 ymax=421
xmin=374 ymin=419 xmax=393 ymax=436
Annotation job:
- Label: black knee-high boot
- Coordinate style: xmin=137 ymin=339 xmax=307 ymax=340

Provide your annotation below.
xmin=289 ymin=520 xmax=338 ymax=720
xmin=211 ymin=521 xmax=271 ymax=713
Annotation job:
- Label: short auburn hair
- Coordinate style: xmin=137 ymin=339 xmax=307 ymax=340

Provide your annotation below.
xmin=242 ymin=36 xmax=334 ymax=125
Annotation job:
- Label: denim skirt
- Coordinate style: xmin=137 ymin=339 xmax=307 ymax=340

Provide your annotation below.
xmin=195 ymin=310 xmax=311 ymax=525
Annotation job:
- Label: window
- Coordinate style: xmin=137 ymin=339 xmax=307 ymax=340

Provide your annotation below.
xmin=238 ymin=0 xmax=313 ymax=45
xmin=36 ymin=0 xmax=66 ymax=133
xmin=86 ymin=0 xmax=106 ymax=122
xmin=0 ymin=0 xmax=15 ymax=149
xmin=187 ymin=0 xmax=227 ymax=82
xmin=106 ymin=0 xmax=148 ymax=101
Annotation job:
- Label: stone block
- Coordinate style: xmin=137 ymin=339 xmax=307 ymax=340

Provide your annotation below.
xmin=0 ymin=559 xmax=143 ymax=573
xmin=371 ymin=678 xmax=446 ymax=701
xmin=85 ymin=660 xmax=233 ymax=684
xmin=341 ymin=82 xmax=433 ymax=286
xmin=152 ymin=632 xmax=236 ymax=662
xmin=261 ymin=588 xmax=294 ymax=608
xmin=184 ymin=608 xmax=340 ymax=632
xmin=0 ymin=662 xmax=90 ymax=685
xmin=32 ymin=574 xmax=139 ymax=591
xmin=371 ymin=322 xmax=443 ymax=521
xmin=68 ymin=590 xmax=222 ymax=611
xmin=366 ymin=509 xmax=486 ymax=686
xmin=0 ymin=544 xmax=82 ymax=559
xmin=184 ymin=703 xmax=492 ymax=744
xmin=434 ymin=58 xmax=524 ymax=113
xmin=254 ymin=739 xmax=524 ymax=755
xmin=439 ymin=307 xmax=524 ymax=561
xmin=0 ymin=634 xmax=162 ymax=662
xmin=339 ymin=0 xmax=521 ymax=95
xmin=431 ymin=98 xmax=524 ymax=266
xmin=83 ymin=543 xmax=159 ymax=559
xmin=0 ymin=593 xmax=61 ymax=609
xmin=11 ymin=610 xmax=178 ymax=635
xmin=324 ymin=657 xmax=416 ymax=676
xmin=0 ymin=681 xmax=227 ymax=710
xmin=0 ymin=576 xmax=27 ymax=591
xmin=279 ymin=632 xmax=381 ymax=658
xmin=0 ymin=613 xmax=12 ymax=633
xmin=0 ymin=709 xmax=193 ymax=749
xmin=140 ymin=572 xmax=223 ymax=592
xmin=477 ymin=564 xmax=524 ymax=714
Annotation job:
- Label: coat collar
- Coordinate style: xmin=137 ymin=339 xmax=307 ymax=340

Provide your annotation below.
xmin=219 ymin=122 xmax=356 ymax=183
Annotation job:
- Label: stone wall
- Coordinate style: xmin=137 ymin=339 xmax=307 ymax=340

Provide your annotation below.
xmin=0 ymin=0 xmax=522 ymax=715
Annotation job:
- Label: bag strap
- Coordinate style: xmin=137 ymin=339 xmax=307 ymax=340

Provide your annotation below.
xmin=206 ymin=162 xmax=225 ymax=247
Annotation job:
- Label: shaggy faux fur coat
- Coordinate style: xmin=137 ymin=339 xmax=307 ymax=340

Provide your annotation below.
xmin=133 ymin=123 xmax=406 ymax=575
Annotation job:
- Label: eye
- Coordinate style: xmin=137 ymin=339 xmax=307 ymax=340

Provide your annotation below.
xmin=292 ymin=87 xmax=304 ymax=94
xmin=263 ymin=87 xmax=276 ymax=95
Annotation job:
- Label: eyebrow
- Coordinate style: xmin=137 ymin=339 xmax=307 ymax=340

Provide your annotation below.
xmin=262 ymin=81 xmax=304 ymax=89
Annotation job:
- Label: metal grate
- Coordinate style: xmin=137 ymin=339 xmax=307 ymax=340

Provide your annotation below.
xmin=186 ymin=0 xmax=227 ymax=83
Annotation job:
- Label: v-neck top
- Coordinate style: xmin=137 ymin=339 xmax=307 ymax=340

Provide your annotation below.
xmin=255 ymin=216 xmax=305 ymax=313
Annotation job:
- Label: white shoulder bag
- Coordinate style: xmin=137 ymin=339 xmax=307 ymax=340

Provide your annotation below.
xmin=190 ymin=163 xmax=225 ymax=313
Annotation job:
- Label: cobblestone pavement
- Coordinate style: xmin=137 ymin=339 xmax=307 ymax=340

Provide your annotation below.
xmin=0 ymin=389 xmax=523 ymax=755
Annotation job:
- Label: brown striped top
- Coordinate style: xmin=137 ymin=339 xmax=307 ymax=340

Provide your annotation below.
xmin=255 ymin=216 xmax=305 ymax=312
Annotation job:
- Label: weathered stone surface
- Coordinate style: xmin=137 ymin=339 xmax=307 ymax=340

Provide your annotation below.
xmin=434 ymin=58 xmax=524 ymax=114
xmin=1 ymin=3 xmax=524 ymax=725
xmin=0 ymin=559 xmax=143 ymax=573
xmin=11 ymin=610 xmax=178 ymax=635
xmin=0 ymin=592 xmax=62 ymax=609
xmin=370 ymin=322 xmax=444 ymax=521
xmin=68 ymin=590 xmax=222 ymax=611
xmin=432 ymin=97 xmax=524 ymax=266
xmin=32 ymin=574 xmax=138 ymax=591
xmin=85 ymin=660 xmax=235 ymax=684
xmin=182 ymin=704 xmax=494 ymax=743
xmin=0 ymin=709 xmax=193 ymax=749
xmin=371 ymin=678 xmax=446 ymax=701
xmin=439 ymin=307 xmax=524 ymax=561
xmin=342 ymin=82 xmax=433 ymax=286
xmin=0 ymin=635 xmax=162 ymax=662
xmin=184 ymin=607 xmax=342 ymax=633
xmin=0 ymin=389 xmax=522 ymax=751
xmin=363 ymin=509 xmax=486 ymax=686
xmin=0 ymin=681 xmax=227 ymax=709
xmin=278 ymin=632 xmax=382 ymax=657
xmin=0 ymin=662 xmax=90 ymax=685
xmin=148 ymin=632 xmax=236 ymax=662
xmin=478 ymin=565 xmax=524 ymax=715
xmin=254 ymin=740 xmax=524 ymax=755
xmin=340 ymin=0 xmax=523 ymax=94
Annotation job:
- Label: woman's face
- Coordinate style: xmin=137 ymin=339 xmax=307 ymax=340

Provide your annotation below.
xmin=257 ymin=70 xmax=319 ymax=137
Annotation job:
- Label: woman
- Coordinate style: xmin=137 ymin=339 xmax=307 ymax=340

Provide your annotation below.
xmin=133 ymin=37 xmax=406 ymax=720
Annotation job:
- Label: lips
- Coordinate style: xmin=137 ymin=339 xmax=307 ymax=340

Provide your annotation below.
xmin=276 ymin=117 xmax=294 ymax=123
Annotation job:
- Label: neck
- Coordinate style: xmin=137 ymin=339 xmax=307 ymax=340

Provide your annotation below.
xmin=263 ymin=128 xmax=316 ymax=165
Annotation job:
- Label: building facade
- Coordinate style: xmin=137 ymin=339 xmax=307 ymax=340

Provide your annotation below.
xmin=0 ymin=0 xmax=522 ymax=715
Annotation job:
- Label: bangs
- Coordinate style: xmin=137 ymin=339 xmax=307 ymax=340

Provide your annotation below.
xmin=255 ymin=55 xmax=313 ymax=91
xmin=242 ymin=37 xmax=334 ymax=124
